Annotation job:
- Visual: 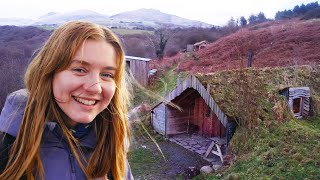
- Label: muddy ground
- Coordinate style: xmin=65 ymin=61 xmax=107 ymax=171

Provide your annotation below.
xmin=131 ymin=139 xmax=213 ymax=180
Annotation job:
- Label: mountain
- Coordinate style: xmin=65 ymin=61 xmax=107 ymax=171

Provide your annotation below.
xmin=0 ymin=18 xmax=33 ymax=26
xmin=32 ymin=9 xmax=109 ymax=25
xmin=0 ymin=9 xmax=212 ymax=29
xmin=110 ymin=8 xmax=213 ymax=28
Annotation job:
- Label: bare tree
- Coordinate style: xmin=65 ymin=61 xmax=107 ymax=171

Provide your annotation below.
xmin=155 ymin=29 xmax=169 ymax=60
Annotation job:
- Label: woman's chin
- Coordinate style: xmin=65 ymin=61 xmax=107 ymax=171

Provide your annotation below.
xmin=68 ymin=116 xmax=95 ymax=126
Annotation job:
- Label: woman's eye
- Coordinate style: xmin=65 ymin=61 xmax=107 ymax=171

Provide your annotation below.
xmin=72 ymin=68 xmax=86 ymax=73
xmin=101 ymin=73 xmax=114 ymax=79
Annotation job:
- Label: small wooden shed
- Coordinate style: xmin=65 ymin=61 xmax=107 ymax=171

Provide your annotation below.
xmin=125 ymin=56 xmax=151 ymax=86
xmin=193 ymin=40 xmax=208 ymax=51
xmin=151 ymin=75 xmax=233 ymax=139
xmin=280 ymin=87 xmax=311 ymax=118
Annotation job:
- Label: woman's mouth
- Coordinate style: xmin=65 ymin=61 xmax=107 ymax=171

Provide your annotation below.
xmin=73 ymin=96 xmax=96 ymax=105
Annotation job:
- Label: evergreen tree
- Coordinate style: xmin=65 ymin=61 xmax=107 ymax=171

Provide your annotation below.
xmin=293 ymin=5 xmax=301 ymax=15
xmin=248 ymin=14 xmax=257 ymax=24
xmin=257 ymin=12 xmax=267 ymax=22
xmin=240 ymin=16 xmax=247 ymax=26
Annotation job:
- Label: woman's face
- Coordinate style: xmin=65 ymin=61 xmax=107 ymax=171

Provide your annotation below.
xmin=53 ymin=39 xmax=117 ymax=126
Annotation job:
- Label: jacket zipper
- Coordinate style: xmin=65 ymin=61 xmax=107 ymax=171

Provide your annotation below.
xmin=69 ymin=150 xmax=76 ymax=180
xmin=63 ymin=140 xmax=76 ymax=180
xmin=69 ymin=153 xmax=76 ymax=173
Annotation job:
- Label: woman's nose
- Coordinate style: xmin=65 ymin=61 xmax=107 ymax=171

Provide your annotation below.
xmin=84 ymin=75 xmax=102 ymax=94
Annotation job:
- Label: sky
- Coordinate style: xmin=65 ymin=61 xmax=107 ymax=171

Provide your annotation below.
xmin=0 ymin=0 xmax=318 ymax=26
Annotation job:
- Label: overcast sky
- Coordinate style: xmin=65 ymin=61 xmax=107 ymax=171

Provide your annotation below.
xmin=1 ymin=0 xmax=318 ymax=25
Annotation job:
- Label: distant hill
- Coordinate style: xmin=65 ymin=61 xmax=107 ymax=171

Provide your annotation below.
xmin=0 ymin=9 xmax=213 ymax=29
xmin=0 ymin=18 xmax=33 ymax=26
xmin=32 ymin=9 xmax=109 ymax=25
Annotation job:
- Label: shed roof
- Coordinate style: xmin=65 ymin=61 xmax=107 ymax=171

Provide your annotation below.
xmin=194 ymin=40 xmax=208 ymax=46
xmin=125 ymin=55 xmax=151 ymax=62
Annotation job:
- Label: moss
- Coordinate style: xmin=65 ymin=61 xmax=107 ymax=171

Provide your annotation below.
xmin=195 ymin=65 xmax=320 ymax=129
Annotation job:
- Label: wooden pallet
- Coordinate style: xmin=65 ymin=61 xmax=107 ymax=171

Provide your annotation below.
xmin=204 ymin=137 xmax=226 ymax=162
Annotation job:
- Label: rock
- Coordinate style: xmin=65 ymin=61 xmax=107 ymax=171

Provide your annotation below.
xmin=212 ymin=164 xmax=222 ymax=171
xmin=185 ymin=166 xmax=200 ymax=179
xmin=200 ymin=165 xmax=214 ymax=175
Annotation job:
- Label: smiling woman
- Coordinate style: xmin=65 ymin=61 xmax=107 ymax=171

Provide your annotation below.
xmin=0 ymin=21 xmax=133 ymax=180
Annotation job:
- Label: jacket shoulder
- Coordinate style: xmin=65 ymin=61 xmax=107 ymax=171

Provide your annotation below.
xmin=0 ymin=89 xmax=28 ymax=137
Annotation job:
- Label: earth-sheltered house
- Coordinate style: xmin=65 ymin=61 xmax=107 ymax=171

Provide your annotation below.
xmin=150 ymin=74 xmax=237 ymax=144
xmin=150 ymin=65 xmax=320 ymax=151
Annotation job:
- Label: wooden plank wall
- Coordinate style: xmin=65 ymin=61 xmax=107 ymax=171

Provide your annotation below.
xmin=194 ymin=97 xmax=226 ymax=137
xmin=152 ymin=103 xmax=166 ymax=135
xmin=193 ymin=98 xmax=203 ymax=134
xmin=129 ymin=60 xmax=149 ymax=86
xmin=166 ymin=105 xmax=191 ymax=135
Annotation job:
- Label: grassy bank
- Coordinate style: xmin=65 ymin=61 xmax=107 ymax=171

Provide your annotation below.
xmin=206 ymin=116 xmax=320 ymax=179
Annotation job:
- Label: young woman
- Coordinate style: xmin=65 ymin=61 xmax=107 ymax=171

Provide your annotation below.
xmin=0 ymin=21 xmax=133 ymax=180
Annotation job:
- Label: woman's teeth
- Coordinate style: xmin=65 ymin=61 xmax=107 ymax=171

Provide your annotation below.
xmin=74 ymin=97 xmax=96 ymax=105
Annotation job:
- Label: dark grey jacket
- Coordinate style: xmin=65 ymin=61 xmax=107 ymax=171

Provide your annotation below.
xmin=0 ymin=89 xmax=134 ymax=180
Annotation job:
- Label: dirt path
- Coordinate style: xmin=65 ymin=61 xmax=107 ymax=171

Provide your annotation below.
xmin=133 ymin=139 xmax=211 ymax=179
xmin=159 ymin=141 xmax=210 ymax=178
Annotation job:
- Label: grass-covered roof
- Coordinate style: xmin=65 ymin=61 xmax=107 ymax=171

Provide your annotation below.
xmin=194 ymin=65 xmax=320 ymax=127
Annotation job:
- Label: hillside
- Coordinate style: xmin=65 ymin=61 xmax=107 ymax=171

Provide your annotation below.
xmin=150 ymin=18 xmax=320 ymax=73
xmin=0 ymin=26 xmax=51 ymax=110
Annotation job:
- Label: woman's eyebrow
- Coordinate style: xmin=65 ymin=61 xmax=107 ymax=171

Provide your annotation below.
xmin=71 ymin=59 xmax=90 ymax=66
xmin=71 ymin=59 xmax=117 ymax=71
xmin=103 ymin=66 xmax=117 ymax=71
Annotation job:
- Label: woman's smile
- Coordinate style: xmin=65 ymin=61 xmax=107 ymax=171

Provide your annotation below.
xmin=73 ymin=96 xmax=97 ymax=106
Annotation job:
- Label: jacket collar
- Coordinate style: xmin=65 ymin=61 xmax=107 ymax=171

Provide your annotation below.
xmin=44 ymin=122 xmax=96 ymax=150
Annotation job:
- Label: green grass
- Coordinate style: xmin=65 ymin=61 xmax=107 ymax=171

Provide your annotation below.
xmin=128 ymin=147 xmax=164 ymax=177
xmin=128 ymin=113 xmax=167 ymax=178
xmin=112 ymin=28 xmax=154 ymax=35
xmin=34 ymin=26 xmax=154 ymax=35
xmin=206 ymin=116 xmax=320 ymax=179
xmin=35 ymin=25 xmax=56 ymax=30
